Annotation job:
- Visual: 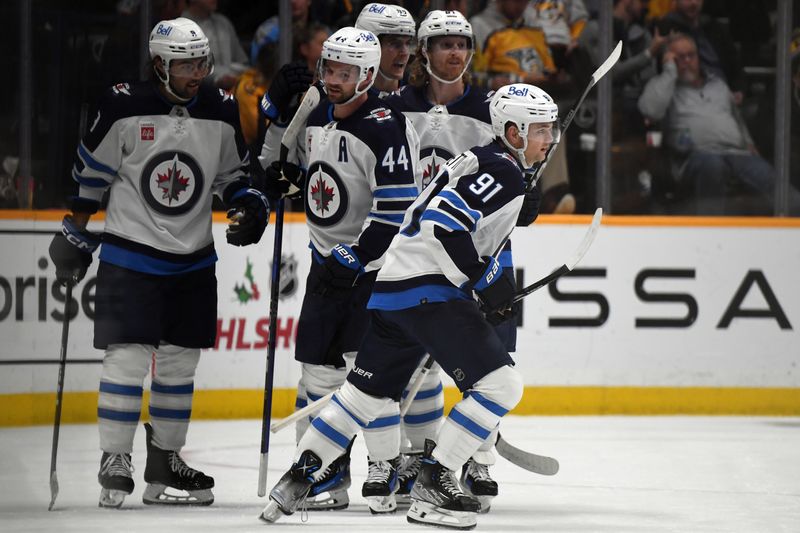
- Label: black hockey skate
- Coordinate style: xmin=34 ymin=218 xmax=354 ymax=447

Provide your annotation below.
xmin=98 ymin=452 xmax=134 ymax=508
xmin=141 ymin=423 xmax=214 ymax=506
xmin=395 ymin=451 xmax=422 ymax=508
xmin=406 ymin=440 xmax=480 ymax=530
xmin=460 ymin=458 xmax=498 ymax=514
xmin=362 ymin=456 xmax=400 ymax=514
xmin=259 ymin=449 xmax=323 ymax=523
xmin=305 ymin=442 xmax=353 ymax=511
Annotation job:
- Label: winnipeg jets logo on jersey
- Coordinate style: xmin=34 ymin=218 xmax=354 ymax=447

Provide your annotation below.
xmin=420 ymin=146 xmax=454 ymax=189
xmin=140 ymin=151 xmax=205 ymax=215
xmin=305 ymin=161 xmax=348 ymax=226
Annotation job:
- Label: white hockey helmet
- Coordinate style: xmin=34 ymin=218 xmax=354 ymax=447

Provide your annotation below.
xmin=417 ymin=10 xmax=474 ymax=84
xmin=489 ymin=84 xmax=560 ymax=169
xmin=319 ymin=27 xmax=381 ymax=104
xmin=355 ymin=3 xmax=416 ymax=38
xmin=149 ymin=18 xmax=213 ymax=99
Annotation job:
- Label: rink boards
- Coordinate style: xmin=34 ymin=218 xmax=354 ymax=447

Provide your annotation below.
xmin=1 ymin=210 xmax=799 ymax=425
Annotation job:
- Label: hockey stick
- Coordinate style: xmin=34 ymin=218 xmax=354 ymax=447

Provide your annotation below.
xmin=257 ymin=85 xmax=322 ymax=497
xmin=528 ymin=40 xmax=622 ymax=187
xmin=48 ymin=282 xmax=73 ymax=511
xmin=496 ymin=433 xmax=559 ymax=475
xmin=512 ymin=206 xmax=602 ymax=304
xmin=399 ymin=355 xmax=436 ymax=417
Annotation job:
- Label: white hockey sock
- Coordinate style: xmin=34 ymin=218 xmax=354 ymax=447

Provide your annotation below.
xmin=472 ymin=426 xmax=498 ymax=466
xmin=297 ymin=381 xmax=392 ymax=478
xmin=402 ymin=364 xmax=444 ymax=452
xmin=296 ymin=363 xmax=348 ymax=443
xmin=363 ymin=401 xmax=401 ymax=461
xmin=148 ymin=344 xmax=200 ymax=451
xmin=433 ymin=365 xmax=523 ymax=472
xmin=98 ymin=344 xmax=152 ymax=453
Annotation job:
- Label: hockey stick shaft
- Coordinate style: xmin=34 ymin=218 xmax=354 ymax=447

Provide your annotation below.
xmin=512 ymin=207 xmax=602 ymax=303
xmin=399 ymin=355 xmax=435 ymax=417
xmin=270 ymin=391 xmax=333 ymax=433
xmin=48 ymin=282 xmax=72 ymax=511
xmin=528 ymin=40 xmax=622 ymax=188
xmin=257 ymin=86 xmax=321 ymax=497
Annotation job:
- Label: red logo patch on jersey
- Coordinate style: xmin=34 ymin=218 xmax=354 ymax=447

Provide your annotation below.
xmin=365 ymin=107 xmax=392 ymax=122
xmin=141 ymin=124 xmax=155 ymax=141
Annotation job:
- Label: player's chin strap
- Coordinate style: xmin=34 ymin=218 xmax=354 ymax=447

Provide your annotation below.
xmin=155 ymin=66 xmax=193 ymax=104
xmin=422 ymin=48 xmax=474 ymax=85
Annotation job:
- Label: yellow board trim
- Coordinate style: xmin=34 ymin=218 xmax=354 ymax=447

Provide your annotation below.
xmin=3 ymin=386 xmax=799 ymax=427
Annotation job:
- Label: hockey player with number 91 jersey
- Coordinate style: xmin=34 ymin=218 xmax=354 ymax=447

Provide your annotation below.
xmin=258 ymin=26 xmax=420 ymax=511
xmin=261 ymin=83 xmax=560 ymax=529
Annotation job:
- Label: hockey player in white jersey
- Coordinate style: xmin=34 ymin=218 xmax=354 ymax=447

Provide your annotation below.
xmin=363 ymin=9 xmax=544 ymax=512
xmin=258 ymin=26 xmax=421 ymax=512
xmin=47 ymin=18 xmax=269 ymax=509
xmin=260 ymin=83 xmax=559 ymax=530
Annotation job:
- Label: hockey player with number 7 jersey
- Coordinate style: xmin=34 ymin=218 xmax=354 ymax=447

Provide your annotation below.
xmin=258 ymin=26 xmax=421 ymax=511
xmin=261 ymin=84 xmax=560 ymax=530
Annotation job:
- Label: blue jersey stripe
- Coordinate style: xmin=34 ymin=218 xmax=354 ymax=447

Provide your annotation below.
xmin=151 ymin=381 xmax=194 ymax=395
xmin=369 ymin=212 xmax=405 ymax=224
xmin=78 ymin=143 xmax=118 ymax=177
xmin=311 ymin=417 xmax=352 ymax=449
xmin=73 ymin=169 xmax=111 ymax=188
xmin=438 ymin=190 xmax=482 ymax=222
xmin=448 ymin=407 xmax=491 ymax=440
xmin=99 ymin=244 xmax=217 ymax=275
xmin=365 ymin=414 xmax=401 ymax=429
xmin=403 ymin=407 xmax=444 ymax=425
xmin=97 ymin=407 xmax=141 ymax=423
xmin=99 ymin=381 xmax=143 ymax=397
xmin=465 ymin=391 xmax=509 ymax=417
xmin=149 ymin=406 xmax=192 ymax=420
xmin=368 ymin=284 xmax=470 ymax=310
xmin=420 ymin=210 xmax=468 ymax=232
xmin=374 ymin=186 xmax=419 ymax=199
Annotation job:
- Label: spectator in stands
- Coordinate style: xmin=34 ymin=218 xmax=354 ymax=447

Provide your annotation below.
xmin=657 ymin=0 xmax=745 ymax=102
xmin=233 ymin=38 xmax=278 ymax=149
xmin=580 ymin=0 xmax=666 ymax=120
xmin=470 ymin=0 xmax=576 ymax=214
xmin=638 ymin=33 xmax=800 ymax=214
xmin=183 ymin=0 xmax=248 ymax=90
xmin=294 ymin=22 xmax=331 ymax=75
xmin=530 ymin=0 xmax=589 ymax=70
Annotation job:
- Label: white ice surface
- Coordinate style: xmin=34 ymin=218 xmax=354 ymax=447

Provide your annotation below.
xmin=1 ymin=416 xmax=799 ymax=532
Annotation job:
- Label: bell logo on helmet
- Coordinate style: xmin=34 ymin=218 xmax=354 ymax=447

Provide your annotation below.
xmin=507 ymin=86 xmax=529 ymax=97
xmin=368 ymin=4 xmax=386 ymax=14
xmin=360 ymin=32 xmax=376 ymax=42
xmin=156 ymin=24 xmax=172 ymax=36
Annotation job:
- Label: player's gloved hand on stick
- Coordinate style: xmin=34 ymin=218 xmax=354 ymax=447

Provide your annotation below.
xmin=258 ymin=161 xmax=305 ymax=200
xmin=226 ymin=187 xmax=270 ymax=246
xmin=260 ymin=62 xmax=313 ymax=124
xmin=48 ymin=215 xmax=101 ymax=285
xmin=516 ymin=183 xmax=541 ymax=226
xmin=471 ymin=256 xmax=516 ymax=314
xmin=313 ymin=244 xmax=364 ymax=298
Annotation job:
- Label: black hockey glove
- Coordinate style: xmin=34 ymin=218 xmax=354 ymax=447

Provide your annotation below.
xmin=261 ymin=61 xmax=313 ymax=124
xmin=226 ymin=187 xmax=270 ymax=246
xmin=258 ymin=161 xmax=305 ymax=201
xmin=312 ymin=244 xmax=365 ymax=298
xmin=516 ymin=183 xmax=542 ymax=226
xmin=48 ymin=215 xmax=101 ymax=285
xmin=471 ymin=256 xmax=517 ymax=314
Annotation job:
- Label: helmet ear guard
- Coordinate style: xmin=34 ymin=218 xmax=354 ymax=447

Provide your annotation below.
xmin=489 ymin=84 xmax=560 ymax=170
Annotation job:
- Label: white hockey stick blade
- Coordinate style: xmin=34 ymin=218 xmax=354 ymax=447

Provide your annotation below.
xmin=590 ymin=40 xmax=622 ymax=86
xmin=496 ymin=433 xmax=559 ymax=476
xmin=270 ymin=391 xmax=333 ymax=433
xmin=279 ymin=85 xmax=320 ymax=159
xmin=565 ymin=207 xmax=603 ymax=271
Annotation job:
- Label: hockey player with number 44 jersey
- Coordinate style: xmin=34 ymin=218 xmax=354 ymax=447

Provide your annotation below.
xmin=261 ymin=84 xmax=560 ymax=530
xmin=47 ymin=18 xmax=269 ymax=509
xmin=258 ymin=26 xmax=421 ymax=512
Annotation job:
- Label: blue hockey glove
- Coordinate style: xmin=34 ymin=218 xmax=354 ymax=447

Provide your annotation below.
xmin=257 ymin=161 xmax=305 ymax=201
xmin=48 ymin=215 xmax=101 ymax=285
xmin=471 ymin=256 xmax=517 ymax=313
xmin=261 ymin=61 xmax=313 ymax=124
xmin=313 ymin=244 xmax=364 ymax=298
xmin=226 ymin=187 xmax=270 ymax=246
xmin=516 ymin=183 xmax=541 ymax=226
